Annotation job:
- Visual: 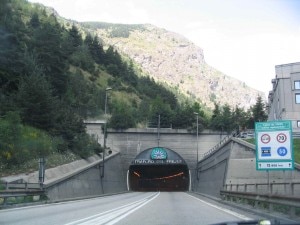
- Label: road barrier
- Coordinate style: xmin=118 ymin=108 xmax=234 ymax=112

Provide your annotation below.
xmin=220 ymin=188 xmax=300 ymax=218
xmin=223 ymin=182 xmax=300 ymax=196
xmin=0 ymin=181 xmax=45 ymax=208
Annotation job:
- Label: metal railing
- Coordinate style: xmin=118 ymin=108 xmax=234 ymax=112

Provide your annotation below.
xmin=223 ymin=182 xmax=300 ymax=196
xmin=1 ymin=182 xmax=43 ymax=190
xmin=220 ymin=189 xmax=300 ymax=218
xmin=222 ymin=182 xmax=300 ymax=218
xmin=201 ymin=133 xmax=233 ymax=159
xmin=0 ymin=181 xmax=45 ymax=207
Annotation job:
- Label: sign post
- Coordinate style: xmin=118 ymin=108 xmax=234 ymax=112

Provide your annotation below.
xmin=255 ymin=120 xmax=294 ymax=170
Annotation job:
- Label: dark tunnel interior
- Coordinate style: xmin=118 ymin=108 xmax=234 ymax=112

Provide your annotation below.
xmin=129 ymin=164 xmax=190 ymax=191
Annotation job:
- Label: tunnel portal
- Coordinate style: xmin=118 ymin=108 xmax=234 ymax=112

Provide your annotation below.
xmin=128 ymin=147 xmax=190 ymax=191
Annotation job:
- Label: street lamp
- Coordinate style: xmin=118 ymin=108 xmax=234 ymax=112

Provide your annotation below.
xmin=194 ymin=112 xmax=199 ymax=180
xmin=102 ymin=87 xmax=112 ymax=178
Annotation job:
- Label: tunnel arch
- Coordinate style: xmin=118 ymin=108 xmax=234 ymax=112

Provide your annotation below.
xmin=128 ymin=147 xmax=190 ymax=191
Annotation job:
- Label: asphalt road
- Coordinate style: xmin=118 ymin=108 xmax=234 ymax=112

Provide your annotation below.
xmin=0 ymin=192 xmax=267 ymax=225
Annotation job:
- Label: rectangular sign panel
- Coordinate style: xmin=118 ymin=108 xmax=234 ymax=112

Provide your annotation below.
xmin=255 ymin=120 xmax=294 ymax=170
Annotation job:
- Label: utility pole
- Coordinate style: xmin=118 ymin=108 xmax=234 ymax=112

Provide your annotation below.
xmin=102 ymin=87 xmax=112 ymax=178
xmin=194 ymin=112 xmax=199 ymax=180
xmin=157 ymin=114 xmax=160 ymax=147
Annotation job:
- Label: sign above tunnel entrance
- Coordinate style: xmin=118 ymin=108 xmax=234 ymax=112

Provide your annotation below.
xmin=131 ymin=147 xmax=186 ymax=165
xmin=255 ymin=121 xmax=294 ymax=170
xmin=151 ymin=147 xmax=167 ymax=160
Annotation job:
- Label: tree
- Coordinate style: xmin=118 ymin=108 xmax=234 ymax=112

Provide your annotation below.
xmin=68 ymin=24 xmax=82 ymax=49
xmin=33 ymin=22 xmax=67 ymax=96
xmin=149 ymin=96 xmax=174 ymax=128
xmin=210 ymin=103 xmax=222 ymax=131
xmin=252 ymin=96 xmax=268 ymax=122
xmin=221 ymin=104 xmax=234 ymax=133
xmin=109 ymin=100 xmax=135 ymax=129
xmin=85 ymin=34 xmax=104 ymax=64
xmin=247 ymin=95 xmax=268 ymax=129
xmin=29 ymin=12 xmax=40 ymax=29
xmin=16 ymin=72 xmax=57 ymax=131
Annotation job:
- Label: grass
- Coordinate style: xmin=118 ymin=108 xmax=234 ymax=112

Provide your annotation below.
xmin=244 ymin=138 xmax=300 ymax=164
xmin=294 ymin=138 xmax=300 ymax=164
xmin=0 ymin=151 xmax=80 ymax=178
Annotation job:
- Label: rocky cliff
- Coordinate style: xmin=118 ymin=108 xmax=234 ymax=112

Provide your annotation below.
xmin=83 ymin=23 xmax=264 ymax=109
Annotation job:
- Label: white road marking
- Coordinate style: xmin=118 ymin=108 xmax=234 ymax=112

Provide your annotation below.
xmin=186 ymin=193 xmax=253 ymax=221
xmin=64 ymin=192 xmax=160 ymax=225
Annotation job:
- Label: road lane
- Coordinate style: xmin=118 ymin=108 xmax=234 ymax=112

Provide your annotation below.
xmin=0 ymin=192 xmax=260 ymax=225
xmin=0 ymin=192 xmax=154 ymax=225
xmin=116 ymin=192 xmax=254 ymax=225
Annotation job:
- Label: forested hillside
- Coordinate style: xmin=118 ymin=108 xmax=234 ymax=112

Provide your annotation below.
xmin=0 ymin=0 xmax=267 ymax=172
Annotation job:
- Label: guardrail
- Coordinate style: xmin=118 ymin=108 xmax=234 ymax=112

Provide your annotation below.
xmin=224 ymin=182 xmax=300 ymax=196
xmin=1 ymin=182 xmax=43 ymax=190
xmin=202 ymin=134 xmax=232 ymax=159
xmin=0 ymin=182 xmax=45 ymax=207
xmin=220 ymin=190 xmax=300 ymax=218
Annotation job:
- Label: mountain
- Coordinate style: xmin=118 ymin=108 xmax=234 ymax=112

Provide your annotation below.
xmin=82 ymin=22 xmax=264 ymax=109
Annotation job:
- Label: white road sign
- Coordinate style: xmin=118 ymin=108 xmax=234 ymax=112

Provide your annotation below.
xmin=255 ymin=121 xmax=294 ymax=170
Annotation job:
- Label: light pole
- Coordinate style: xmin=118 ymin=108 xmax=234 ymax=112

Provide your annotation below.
xmin=102 ymin=87 xmax=112 ymax=178
xmin=194 ymin=112 xmax=199 ymax=180
xmin=157 ymin=114 xmax=160 ymax=147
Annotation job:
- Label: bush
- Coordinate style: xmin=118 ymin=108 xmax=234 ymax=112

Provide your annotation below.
xmin=71 ymin=133 xmax=102 ymax=158
xmin=0 ymin=112 xmax=55 ymax=169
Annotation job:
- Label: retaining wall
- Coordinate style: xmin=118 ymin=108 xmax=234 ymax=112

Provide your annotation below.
xmin=45 ymin=153 xmax=127 ymax=201
xmin=195 ymin=137 xmax=300 ymax=197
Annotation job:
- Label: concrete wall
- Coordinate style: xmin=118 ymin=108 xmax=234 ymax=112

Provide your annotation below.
xmin=45 ymin=153 xmax=127 ymax=201
xmin=194 ymin=137 xmax=300 ymax=197
xmin=106 ymin=129 xmax=223 ymax=173
xmin=193 ymin=139 xmax=232 ymax=196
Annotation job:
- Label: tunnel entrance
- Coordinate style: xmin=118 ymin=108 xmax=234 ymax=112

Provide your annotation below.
xmin=128 ymin=147 xmax=190 ymax=191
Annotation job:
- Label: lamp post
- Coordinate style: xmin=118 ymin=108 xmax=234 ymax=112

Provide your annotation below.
xmin=194 ymin=112 xmax=199 ymax=180
xmin=102 ymin=87 xmax=112 ymax=178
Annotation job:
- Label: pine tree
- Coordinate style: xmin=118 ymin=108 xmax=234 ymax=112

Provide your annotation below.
xmin=251 ymin=95 xmax=268 ymax=122
xmin=17 ymin=72 xmax=57 ymax=131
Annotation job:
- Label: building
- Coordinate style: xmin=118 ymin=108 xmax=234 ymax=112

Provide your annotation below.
xmin=267 ymin=62 xmax=300 ymax=132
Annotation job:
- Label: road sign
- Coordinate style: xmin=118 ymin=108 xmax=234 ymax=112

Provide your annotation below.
xmin=255 ymin=120 xmax=294 ymax=170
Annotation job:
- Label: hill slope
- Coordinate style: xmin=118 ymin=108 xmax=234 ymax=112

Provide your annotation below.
xmin=83 ymin=23 xmax=264 ymax=109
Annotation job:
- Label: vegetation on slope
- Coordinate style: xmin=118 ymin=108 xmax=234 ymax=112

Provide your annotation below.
xmin=0 ymin=0 xmax=268 ymax=174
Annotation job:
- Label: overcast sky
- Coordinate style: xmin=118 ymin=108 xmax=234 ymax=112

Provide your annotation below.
xmin=28 ymin=0 xmax=300 ymax=97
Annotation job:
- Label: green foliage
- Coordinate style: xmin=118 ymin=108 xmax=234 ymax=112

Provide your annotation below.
xmin=70 ymin=132 xmax=101 ymax=158
xmin=84 ymin=34 xmax=104 ymax=64
xmin=248 ymin=95 xmax=268 ymax=128
xmin=148 ymin=96 xmax=174 ymax=128
xmin=64 ymin=71 xmax=103 ymax=118
xmin=1 ymin=0 xmax=270 ymax=173
xmin=109 ymin=100 xmax=135 ymax=129
xmin=69 ymin=45 xmax=94 ymax=72
xmin=294 ymin=138 xmax=300 ymax=164
xmin=0 ymin=112 xmax=55 ymax=168
xmin=16 ymin=72 xmax=57 ymax=131
xmin=81 ymin=22 xmax=145 ymax=38
xmin=209 ymin=96 xmax=268 ymax=133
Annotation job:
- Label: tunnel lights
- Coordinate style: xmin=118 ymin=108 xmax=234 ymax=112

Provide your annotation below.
xmin=142 ymin=172 xmax=184 ymax=181
xmin=133 ymin=171 xmax=141 ymax=177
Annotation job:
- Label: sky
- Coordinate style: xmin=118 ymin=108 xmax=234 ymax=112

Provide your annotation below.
xmin=28 ymin=0 xmax=300 ymax=97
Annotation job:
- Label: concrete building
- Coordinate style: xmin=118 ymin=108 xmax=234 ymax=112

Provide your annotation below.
xmin=267 ymin=62 xmax=300 ymax=132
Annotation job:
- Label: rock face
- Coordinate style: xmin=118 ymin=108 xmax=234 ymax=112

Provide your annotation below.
xmin=89 ymin=23 xmax=264 ymax=109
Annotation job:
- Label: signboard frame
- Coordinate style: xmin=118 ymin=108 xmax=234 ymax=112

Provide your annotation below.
xmin=255 ymin=120 xmax=294 ymax=171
